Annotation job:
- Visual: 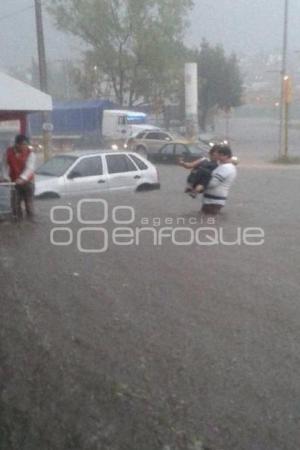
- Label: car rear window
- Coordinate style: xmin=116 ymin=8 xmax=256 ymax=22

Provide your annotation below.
xmin=175 ymin=144 xmax=188 ymax=155
xmin=106 ymin=154 xmax=138 ymax=174
xmin=161 ymin=144 xmax=174 ymax=155
xmin=145 ymin=132 xmax=164 ymax=140
xmin=129 ymin=154 xmax=148 ymax=170
xmin=147 ymin=132 xmax=172 ymax=141
xmin=135 ymin=132 xmax=147 ymax=139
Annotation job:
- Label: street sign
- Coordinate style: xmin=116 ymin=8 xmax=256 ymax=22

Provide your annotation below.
xmin=42 ymin=122 xmax=54 ymax=132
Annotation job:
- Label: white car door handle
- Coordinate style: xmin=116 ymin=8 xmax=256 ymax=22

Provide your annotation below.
xmin=134 ymin=175 xmax=141 ymax=179
xmin=98 ymin=179 xmax=106 ymax=184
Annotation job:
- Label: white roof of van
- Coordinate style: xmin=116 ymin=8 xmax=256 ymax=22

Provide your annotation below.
xmin=0 ymin=71 xmax=52 ymax=112
xmin=104 ymin=109 xmax=146 ymax=116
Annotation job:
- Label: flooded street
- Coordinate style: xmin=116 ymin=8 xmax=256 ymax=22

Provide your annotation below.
xmin=1 ymin=140 xmax=300 ymax=449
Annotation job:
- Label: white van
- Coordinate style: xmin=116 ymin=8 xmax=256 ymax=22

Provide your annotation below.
xmin=102 ymin=110 xmax=155 ymax=141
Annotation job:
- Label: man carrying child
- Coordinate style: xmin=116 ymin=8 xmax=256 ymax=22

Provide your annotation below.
xmin=179 ymin=144 xmax=220 ymax=197
xmin=179 ymin=144 xmax=237 ymax=215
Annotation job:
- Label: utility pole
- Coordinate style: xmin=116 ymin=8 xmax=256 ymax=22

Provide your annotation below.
xmin=279 ymin=0 xmax=289 ymax=158
xmin=63 ymin=60 xmax=71 ymax=99
xmin=185 ymin=63 xmax=199 ymax=139
xmin=224 ymin=108 xmax=231 ymax=143
xmin=34 ymin=0 xmax=51 ymax=161
xmin=283 ymin=75 xmax=292 ymax=158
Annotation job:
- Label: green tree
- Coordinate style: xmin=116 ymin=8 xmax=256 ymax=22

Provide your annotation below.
xmin=196 ymin=40 xmax=243 ymax=130
xmin=47 ymin=0 xmax=193 ymax=106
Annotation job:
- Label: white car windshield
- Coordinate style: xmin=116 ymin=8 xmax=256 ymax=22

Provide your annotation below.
xmin=36 ymin=155 xmax=77 ymax=177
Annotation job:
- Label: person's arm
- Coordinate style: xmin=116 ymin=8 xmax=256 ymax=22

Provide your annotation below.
xmin=18 ymin=152 xmax=36 ymax=182
xmin=178 ymin=157 xmax=205 ymax=169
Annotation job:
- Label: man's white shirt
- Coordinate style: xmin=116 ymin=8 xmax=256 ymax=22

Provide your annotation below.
xmin=204 ymin=162 xmax=237 ymax=205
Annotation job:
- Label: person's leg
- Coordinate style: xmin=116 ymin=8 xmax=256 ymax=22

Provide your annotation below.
xmin=187 ymin=170 xmax=198 ymax=185
xmin=185 ymin=171 xmax=197 ymax=193
xmin=188 ymin=183 xmax=204 ymax=198
xmin=23 ymin=182 xmax=35 ymax=218
xmin=11 ymin=185 xmax=23 ymax=220
xmin=201 ymin=204 xmax=222 ymax=215
xmin=192 ymin=168 xmax=211 ymax=191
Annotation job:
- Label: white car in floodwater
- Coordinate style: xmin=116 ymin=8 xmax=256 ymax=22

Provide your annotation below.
xmin=34 ymin=150 xmax=160 ymax=198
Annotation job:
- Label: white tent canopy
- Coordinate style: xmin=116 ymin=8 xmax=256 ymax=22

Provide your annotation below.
xmin=0 ymin=71 xmax=52 ymax=113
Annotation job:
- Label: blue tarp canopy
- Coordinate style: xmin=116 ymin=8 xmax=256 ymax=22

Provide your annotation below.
xmin=29 ymin=99 xmax=115 ymax=137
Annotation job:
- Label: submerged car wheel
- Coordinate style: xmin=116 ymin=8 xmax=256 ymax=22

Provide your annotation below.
xmin=136 ymin=183 xmax=160 ymax=192
xmin=36 ymin=192 xmax=60 ymax=199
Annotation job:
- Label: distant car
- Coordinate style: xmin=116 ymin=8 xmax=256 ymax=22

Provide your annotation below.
xmin=198 ymin=133 xmax=231 ymax=148
xmin=126 ymin=129 xmax=188 ymax=157
xmin=149 ymin=142 xmax=209 ymax=164
xmin=34 ymin=150 xmax=160 ymax=198
xmin=123 ymin=127 xmax=160 ymax=150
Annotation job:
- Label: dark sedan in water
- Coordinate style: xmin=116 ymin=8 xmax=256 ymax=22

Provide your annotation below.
xmin=148 ymin=141 xmax=209 ymax=164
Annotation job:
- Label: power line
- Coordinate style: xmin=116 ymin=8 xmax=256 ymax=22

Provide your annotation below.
xmin=0 ymin=5 xmax=34 ymax=23
xmin=278 ymin=0 xmax=289 ymax=158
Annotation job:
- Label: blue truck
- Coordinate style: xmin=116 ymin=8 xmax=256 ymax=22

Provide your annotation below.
xmin=29 ymin=99 xmax=149 ymax=149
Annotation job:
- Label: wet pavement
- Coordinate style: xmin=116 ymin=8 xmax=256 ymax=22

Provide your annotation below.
xmin=1 ymin=121 xmax=300 ymax=449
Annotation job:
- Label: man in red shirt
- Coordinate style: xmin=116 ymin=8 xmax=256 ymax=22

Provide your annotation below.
xmin=1 ymin=134 xmax=36 ymax=220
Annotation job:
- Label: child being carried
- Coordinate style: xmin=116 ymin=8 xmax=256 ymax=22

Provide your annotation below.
xmin=179 ymin=145 xmax=220 ymax=198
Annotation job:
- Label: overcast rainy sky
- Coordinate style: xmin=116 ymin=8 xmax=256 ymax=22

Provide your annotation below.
xmin=0 ymin=0 xmax=300 ymax=69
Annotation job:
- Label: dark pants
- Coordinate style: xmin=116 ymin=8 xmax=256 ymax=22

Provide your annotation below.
xmin=187 ymin=167 xmax=212 ymax=190
xmin=12 ymin=182 xmax=35 ymax=219
xmin=202 ymin=204 xmax=223 ymax=215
